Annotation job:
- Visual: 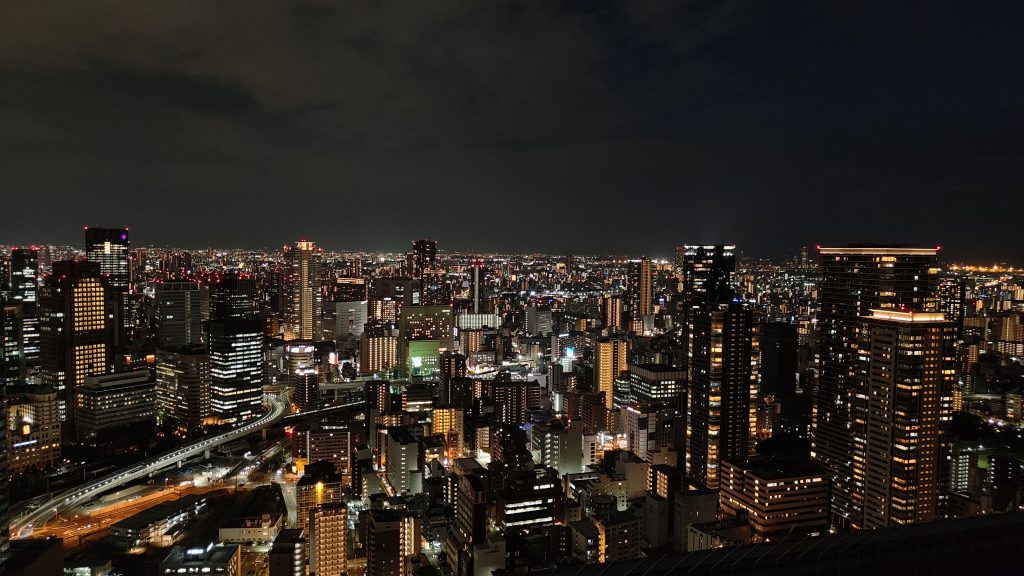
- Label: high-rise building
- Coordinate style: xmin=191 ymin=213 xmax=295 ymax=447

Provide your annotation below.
xmin=469 ymin=261 xmax=485 ymax=314
xmin=75 ymin=369 xmax=156 ymax=441
xmin=602 ymin=295 xmax=623 ymax=333
xmin=862 ymin=309 xmax=956 ymax=528
xmin=84 ymin=227 xmax=131 ymax=344
xmin=9 ymin=247 xmax=41 ymax=375
xmin=6 ymin=385 xmax=61 ymax=473
xmin=328 ymin=300 xmax=368 ymax=340
xmin=39 ymin=260 xmax=115 ymax=428
xmin=209 ymin=272 xmax=256 ymax=320
xmin=360 ymin=321 xmax=398 ymax=375
xmin=688 ymin=301 xmax=759 ymax=489
xmin=812 ymin=246 xmax=939 ymax=529
xmin=682 ymin=245 xmax=736 ymax=306
xmin=595 ymin=336 xmax=630 ymax=410
xmin=626 ymin=257 xmax=652 ymax=332
xmin=364 ymin=508 xmax=420 ymax=576
xmin=385 ymin=427 xmax=421 ymax=495
xmin=282 ymin=240 xmax=323 ymax=341
xmin=628 ymin=363 xmax=686 ymax=406
xmin=410 ymin=239 xmax=437 ymax=280
xmin=155 ymin=280 xmax=209 ymax=348
xmin=208 ymin=317 xmax=264 ymax=423
xmin=759 ymin=322 xmax=798 ymax=399
xmin=1 ymin=303 xmax=23 ymax=388
xmin=156 ymin=347 xmax=211 ymax=434
xmin=309 ymin=502 xmax=348 ymax=576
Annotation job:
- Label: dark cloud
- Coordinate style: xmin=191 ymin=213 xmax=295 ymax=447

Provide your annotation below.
xmin=1 ymin=0 xmax=1022 ymax=261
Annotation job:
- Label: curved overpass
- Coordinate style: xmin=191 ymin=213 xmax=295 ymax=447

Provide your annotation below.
xmin=12 ymin=392 xmax=290 ymax=538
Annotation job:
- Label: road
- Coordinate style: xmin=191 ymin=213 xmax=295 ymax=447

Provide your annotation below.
xmin=11 ymin=392 xmax=290 ymax=539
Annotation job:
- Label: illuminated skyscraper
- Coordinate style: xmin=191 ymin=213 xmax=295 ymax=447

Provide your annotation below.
xmin=39 ymin=260 xmax=115 ymax=428
xmin=469 ymin=261 xmax=485 ymax=314
xmin=309 ymin=502 xmax=348 ymax=576
xmin=688 ymin=301 xmax=759 ymax=489
xmin=410 ymin=239 xmax=437 ymax=280
xmin=155 ymin=280 xmax=209 ymax=348
xmin=595 ymin=336 xmax=630 ymax=410
xmin=9 ymin=247 xmax=40 ymax=373
xmin=812 ymin=246 xmax=939 ymax=529
xmin=682 ymin=245 xmax=736 ymax=306
xmin=208 ymin=317 xmax=264 ymax=423
xmin=282 ymin=240 xmax=323 ymax=341
xmin=862 ymin=309 xmax=956 ymax=528
xmin=1 ymin=303 xmax=23 ymax=388
xmin=626 ymin=257 xmax=652 ymax=332
xmin=155 ymin=347 xmax=211 ymax=434
xmin=602 ymin=294 xmax=623 ymax=333
xmin=84 ymin=227 xmax=131 ymax=344
xmin=360 ymin=321 xmax=398 ymax=376
xmin=210 ymin=271 xmax=256 ymax=320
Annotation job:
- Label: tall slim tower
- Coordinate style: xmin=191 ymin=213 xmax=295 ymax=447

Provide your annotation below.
xmin=9 ymin=247 xmax=40 ymax=374
xmin=626 ymin=257 xmax=652 ymax=332
xmin=282 ymin=240 xmax=323 ymax=341
xmin=84 ymin=227 xmax=131 ymax=345
xmin=687 ymin=301 xmax=759 ymax=489
xmin=862 ymin=309 xmax=955 ymax=528
xmin=595 ymin=336 xmax=630 ymax=410
xmin=39 ymin=260 xmax=115 ymax=428
xmin=812 ymin=245 xmax=939 ymax=529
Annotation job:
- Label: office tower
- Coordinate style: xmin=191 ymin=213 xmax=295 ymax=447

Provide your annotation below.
xmin=494 ymin=466 xmax=564 ymax=530
xmin=688 ymin=301 xmax=759 ymax=489
xmin=682 ymin=245 xmax=736 ymax=306
xmin=329 ymin=300 xmax=368 ymax=340
xmin=39 ymin=260 xmax=115 ymax=427
xmin=626 ymin=257 xmax=652 ymax=331
xmin=446 ymin=466 xmax=489 ymax=576
xmin=75 ymin=369 xmax=156 ymax=441
xmin=759 ymin=322 xmax=798 ymax=398
xmin=309 ymin=502 xmax=348 ymax=576
xmin=628 ymin=363 xmax=686 ymax=405
xmin=292 ymin=367 xmax=319 ymax=413
xmin=84 ymin=227 xmax=131 ymax=343
xmin=6 ymin=385 xmax=61 ymax=473
xmin=420 ymin=268 xmax=450 ymax=306
xmin=398 ymin=304 xmax=452 ymax=375
xmin=364 ymin=508 xmax=420 ymax=576
xmin=410 ymin=239 xmax=437 ymax=280
xmin=360 ymin=321 xmax=398 ymax=375
xmin=595 ymin=336 xmax=630 ymax=409
xmin=282 ymin=240 xmax=323 ymax=341
xmin=719 ymin=456 xmax=828 ymax=542
xmin=210 ymin=271 xmax=256 ymax=320
xmin=9 ymin=247 xmax=40 ymax=373
xmin=155 ymin=280 xmax=209 ymax=348
xmin=208 ymin=317 xmax=264 ymax=423
xmin=862 ymin=309 xmax=956 ymax=528
xmin=156 ymin=347 xmax=212 ymax=434
xmin=372 ymin=277 xmax=421 ymax=307
xmin=469 ymin=261 xmax=485 ymax=314
xmin=602 ymin=294 xmax=623 ymax=333
xmin=1 ymin=303 xmax=23 ymax=387
xmin=269 ymin=529 xmax=306 ymax=576
xmin=812 ymin=246 xmax=939 ymax=529
xmin=525 ymin=305 xmax=553 ymax=336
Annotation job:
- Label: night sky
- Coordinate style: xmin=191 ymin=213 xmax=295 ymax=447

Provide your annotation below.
xmin=3 ymin=1 xmax=1022 ymax=261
